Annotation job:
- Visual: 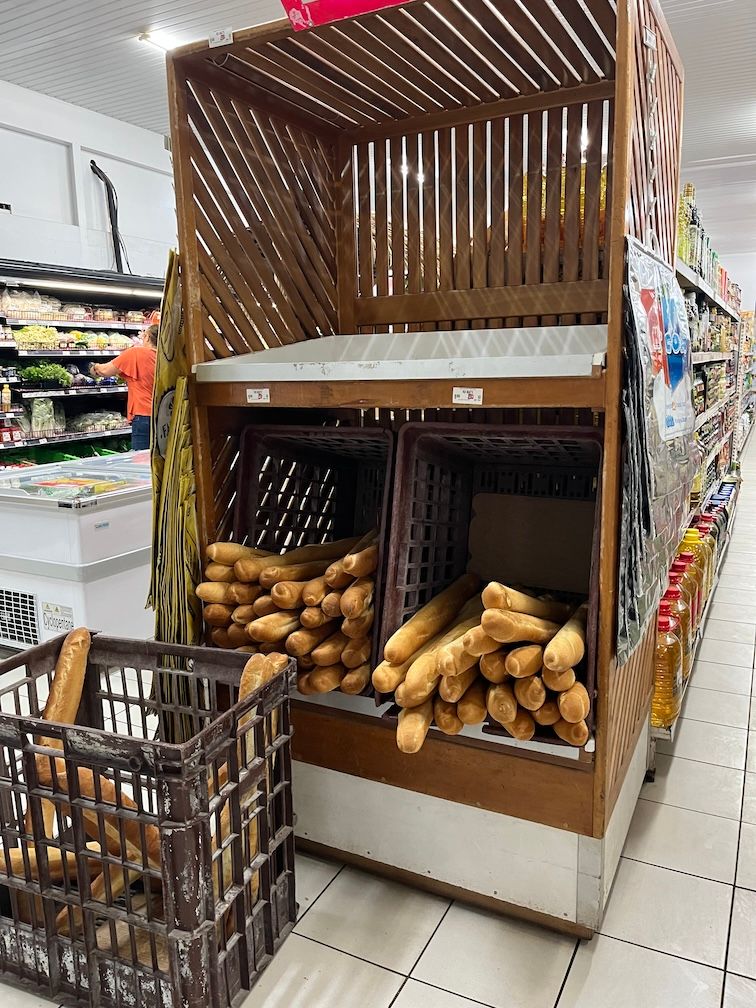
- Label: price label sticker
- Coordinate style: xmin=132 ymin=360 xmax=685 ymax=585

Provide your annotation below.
xmin=209 ymin=27 xmax=234 ymax=47
xmin=246 ymin=387 xmax=271 ymax=404
xmin=452 ymin=386 xmax=483 ymax=406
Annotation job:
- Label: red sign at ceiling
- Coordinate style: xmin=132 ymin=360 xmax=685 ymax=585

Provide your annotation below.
xmin=280 ymin=0 xmax=410 ymax=31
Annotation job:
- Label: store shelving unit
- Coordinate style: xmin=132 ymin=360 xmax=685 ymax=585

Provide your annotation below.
xmin=0 ymin=262 xmax=162 ymax=462
xmin=676 ymin=258 xmax=740 ymax=321
xmin=169 ymin=0 xmax=683 ymax=937
xmin=694 ymin=389 xmax=735 ymax=431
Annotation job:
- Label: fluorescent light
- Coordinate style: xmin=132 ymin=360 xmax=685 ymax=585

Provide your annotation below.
xmin=138 ymin=31 xmax=177 ymax=52
xmin=4 ymin=278 xmax=161 ymax=298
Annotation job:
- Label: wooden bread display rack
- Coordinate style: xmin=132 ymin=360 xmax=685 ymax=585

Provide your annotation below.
xmin=167 ymin=0 xmax=683 ymax=936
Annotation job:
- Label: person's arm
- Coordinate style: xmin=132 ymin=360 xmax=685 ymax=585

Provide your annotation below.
xmin=90 ymin=361 xmax=120 ymax=378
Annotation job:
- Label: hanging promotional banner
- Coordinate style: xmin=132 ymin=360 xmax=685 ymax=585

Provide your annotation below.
xmin=280 ymin=0 xmax=410 ymax=30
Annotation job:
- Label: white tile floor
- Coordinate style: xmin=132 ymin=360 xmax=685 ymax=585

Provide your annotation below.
xmin=2 ymin=445 xmax=756 ymax=1008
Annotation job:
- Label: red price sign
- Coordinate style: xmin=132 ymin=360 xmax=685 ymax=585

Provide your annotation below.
xmin=280 ymin=0 xmax=410 ymax=30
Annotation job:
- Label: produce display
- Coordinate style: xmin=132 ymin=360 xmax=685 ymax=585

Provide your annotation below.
xmin=0 ymin=287 xmax=156 ymax=326
xmin=376 ymin=578 xmax=591 ymax=752
xmin=199 ymin=533 xmax=378 ymax=696
xmin=14 ymin=326 xmax=134 ymax=352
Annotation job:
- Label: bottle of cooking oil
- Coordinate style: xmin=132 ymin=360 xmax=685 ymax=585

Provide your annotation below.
xmin=652 ymin=614 xmax=683 ymax=729
xmin=661 ymin=587 xmax=693 ymax=680
xmin=674 ymin=551 xmax=704 ymax=630
xmin=682 ymin=528 xmax=714 ymax=601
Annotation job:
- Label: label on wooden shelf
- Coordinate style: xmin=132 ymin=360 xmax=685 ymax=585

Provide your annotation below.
xmin=452 ymin=386 xmax=483 ymax=406
xmin=280 ymin=0 xmax=409 ymax=30
xmin=208 ymin=27 xmax=233 ymax=47
xmin=246 ymin=387 xmax=271 ymax=404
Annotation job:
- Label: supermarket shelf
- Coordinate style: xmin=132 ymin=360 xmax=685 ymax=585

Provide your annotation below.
xmin=1 ymin=317 xmax=145 ymax=331
xmin=0 ymin=411 xmax=23 ymax=421
xmin=676 ymin=259 xmax=740 ymax=321
xmin=15 ymin=349 xmax=121 ymax=358
xmin=694 ymin=389 xmax=735 ymax=431
xmin=703 ymin=427 xmax=734 ymax=470
xmin=691 ymin=351 xmax=734 ymax=365
xmin=19 ymin=387 xmax=126 ymax=399
xmin=0 ymin=427 xmax=131 ymax=452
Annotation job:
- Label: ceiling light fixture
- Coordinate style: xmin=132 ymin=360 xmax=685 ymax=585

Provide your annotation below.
xmin=4 ymin=278 xmax=162 ymax=298
xmin=138 ymin=31 xmax=176 ymax=52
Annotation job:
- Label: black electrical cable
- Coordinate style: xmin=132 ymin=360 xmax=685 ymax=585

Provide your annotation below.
xmin=89 ymin=159 xmax=133 ymax=274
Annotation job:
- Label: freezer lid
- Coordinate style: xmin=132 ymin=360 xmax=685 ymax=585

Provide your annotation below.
xmin=0 ymin=454 xmax=151 ymax=507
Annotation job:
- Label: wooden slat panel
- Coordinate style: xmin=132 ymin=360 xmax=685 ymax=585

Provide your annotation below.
xmin=374 ymin=139 xmax=390 ymax=302
xmin=542 ymin=106 xmax=563 ymax=326
xmin=506 ymin=114 xmax=525 ymax=326
xmin=524 ymin=111 xmax=543 ymax=326
xmin=421 ymin=131 xmax=438 ymax=295
xmin=437 ymin=129 xmax=455 ymax=292
xmin=354 ymin=279 xmax=609 ymax=325
xmin=356 ymin=142 xmax=374 ymax=302
xmin=454 ymin=125 xmax=472 ymax=310
xmin=471 ymin=120 xmax=489 ymax=323
xmin=488 ymin=118 xmax=506 ymax=330
xmin=389 ymin=135 xmax=405 ymax=299
xmin=581 ymin=100 xmax=605 ymax=325
xmin=405 ymin=133 xmax=423 ymax=316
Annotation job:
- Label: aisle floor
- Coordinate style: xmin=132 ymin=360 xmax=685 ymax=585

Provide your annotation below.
xmin=2 ymin=444 xmax=756 ymax=1008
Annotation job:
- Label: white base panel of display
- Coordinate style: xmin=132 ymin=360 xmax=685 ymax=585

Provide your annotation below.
xmin=293 ymin=722 xmax=649 ymax=935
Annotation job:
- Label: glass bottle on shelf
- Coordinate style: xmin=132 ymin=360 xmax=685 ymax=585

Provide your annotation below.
xmin=661 ymin=587 xmax=693 ymax=680
xmin=652 ymin=615 xmax=683 ymax=729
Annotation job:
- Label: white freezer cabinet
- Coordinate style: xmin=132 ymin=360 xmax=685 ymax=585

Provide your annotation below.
xmin=0 ymin=452 xmax=153 ymax=648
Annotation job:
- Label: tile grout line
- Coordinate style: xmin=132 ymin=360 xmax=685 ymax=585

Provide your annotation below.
xmin=296 ymin=931 xmax=408 ymax=978
xmin=405 ymin=899 xmax=454 ymax=978
xmin=640 ymin=794 xmax=743 ymax=824
xmin=593 ymin=931 xmax=726 ymax=978
xmin=551 ymin=939 xmax=580 ymax=1008
xmin=619 ymin=853 xmax=736 ymax=886
xmin=293 ymin=861 xmax=346 ymax=928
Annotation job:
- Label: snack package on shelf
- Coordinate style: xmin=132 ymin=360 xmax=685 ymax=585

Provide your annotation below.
xmin=199 ymin=532 xmax=379 ymax=696
xmin=377 ymin=579 xmax=591 ymax=752
xmin=66 ymin=410 xmax=127 ymax=433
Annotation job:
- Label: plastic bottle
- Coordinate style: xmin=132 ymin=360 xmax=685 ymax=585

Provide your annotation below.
xmin=0 ymin=384 xmax=10 ymax=411
xmin=661 ymin=587 xmax=693 ymax=680
xmin=674 ymin=552 xmax=704 ymax=629
xmin=696 ymin=517 xmax=720 ymax=574
xmin=652 ymin=614 xmax=683 ymax=729
xmin=669 ymin=570 xmax=696 ymax=645
xmin=682 ymin=529 xmax=714 ymax=602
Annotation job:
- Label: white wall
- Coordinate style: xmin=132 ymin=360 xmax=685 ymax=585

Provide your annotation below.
xmin=0 ymin=80 xmax=176 ymax=278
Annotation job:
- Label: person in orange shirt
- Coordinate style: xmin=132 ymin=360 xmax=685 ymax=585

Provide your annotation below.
xmin=90 ymin=324 xmax=157 ymax=450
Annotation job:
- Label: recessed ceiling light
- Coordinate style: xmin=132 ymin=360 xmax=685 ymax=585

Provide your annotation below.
xmin=138 ymin=31 xmax=177 ymax=52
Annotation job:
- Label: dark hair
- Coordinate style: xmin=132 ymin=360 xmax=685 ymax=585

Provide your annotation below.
xmin=146 ymin=324 xmax=159 ymax=347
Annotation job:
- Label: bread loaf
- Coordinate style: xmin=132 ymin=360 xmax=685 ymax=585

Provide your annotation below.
xmin=236 ymin=645 xmax=258 ymax=653
xmin=479 ymin=651 xmax=509 ymax=684
xmin=436 ymin=640 xmax=479 ymax=678
xmin=40 ymin=627 xmax=90 ymax=749
xmin=302 ymin=575 xmax=329 ymax=607
xmin=384 ymin=573 xmax=481 ymax=664
xmin=481 ymin=582 xmax=572 ymax=623
xmin=340 ymin=578 xmax=374 ymax=619
xmin=481 ymin=609 xmax=560 ymax=645
xmin=457 ymin=679 xmax=488 ymax=725
xmin=311 ymin=630 xmax=349 ymax=666
xmin=211 ymin=627 xmax=232 ymax=649
xmin=271 ymin=580 xmax=307 ymax=609
xmin=557 ymin=682 xmax=590 ymax=723
xmin=543 ymin=603 xmax=589 ymax=672
xmin=396 ymin=699 xmax=433 ymax=753
xmin=309 ymin=664 xmax=347 ymax=693
xmin=554 ymin=718 xmax=589 ymax=747
xmin=394 ymin=681 xmax=425 ymax=707
xmin=341 ymin=664 xmax=371 ymax=695
xmin=342 ymin=544 xmax=379 ymax=578
xmin=286 ymin=621 xmax=337 ymax=657
xmin=460 ymin=625 xmax=500 ymax=657
xmin=342 ymin=637 xmax=371 ymax=669
xmin=541 ymin=666 xmax=576 ymax=692
xmin=486 ymin=683 xmax=517 ymax=726
xmin=532 ymin=700 xmax=561 ymax=726
xmin=227 ymin=583 xmax=263 ymax=605
xmin=227 ymin=623 xmax=251 ymax=648
xmin=298 ymin=653 xmax=316 ymax=670
xmin=203 ymin=603 xmax=235 ymax=627
xmin=301 ymin=606 xmax=330 ymax=628
xmin=342 ymin=606 xmax=374 ymax=639
xmin=513 ymin=675 xmax=546 ymax=712
xmin=259 ymin=559 xmax=330 ymax=589
xmin=504 ymin=708 xmax=536 ymax=741
xmin=324 ymin=559 xmax=353 ymax=589
xmin=504 ymin=644 xmax=544 ymax=679
xmin=205 ymin=562 xmax=236 ymax=583
xmin=433 ymin=696 xmax=464 ymax=735
xmin=247 ymin=611 xmax=301 ymax=642
xmin=206 ymin=542 xmax=267 ymax=565
xmin=232 ymin=604 xmax=258 ymax=626
xmin=297 ymin=673 xmax=317 ymax=695
xmin=439 ymin=665 xmax=479 ymax=703
xmin=252 ymin=595 xmax=278 ymax=617
xmin=321 ymin=591 xmax=345 ymax=618
xmin=196 ymin=582 xmax=231 ymax=604
xmin=372 ymin=660 xmax=408 ymax=693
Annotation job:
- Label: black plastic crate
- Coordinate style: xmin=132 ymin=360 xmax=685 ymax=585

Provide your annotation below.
xmin=381 ymin=424 xmax=602 ymax=741
xmin=0 ymin=635 xmax=296 ymax=1008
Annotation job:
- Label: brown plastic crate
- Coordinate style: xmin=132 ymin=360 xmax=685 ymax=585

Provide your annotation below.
xmin=233 ymin=425 xmax=394 ymax=671
xmin=381 ymin=424 xmax=602 ymax=742
xmin=0 ymin=634 xmax=296 ymax=1008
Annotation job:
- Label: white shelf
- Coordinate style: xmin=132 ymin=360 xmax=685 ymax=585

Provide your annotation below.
xmin=691 ymin=351 xmax=734 ymax=364
xmin=2 ymin=317 xmax=145 ymax=331
xmin=676 ymin=260 xmax=740 ymax=321
xmin=0 ymin=427 xmax=131 ymax=452
xmin=19 ymin=387 xmax=126 ymax=399
xmin=15 ymin=349 xmax=121 ymax=358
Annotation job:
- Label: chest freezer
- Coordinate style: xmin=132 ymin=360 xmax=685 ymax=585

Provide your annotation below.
xmin=0 ymin=452 xmax=154 ymax=647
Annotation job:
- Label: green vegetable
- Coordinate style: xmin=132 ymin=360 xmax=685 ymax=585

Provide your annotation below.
xmin=19 ymin=362 xmax=73 ymax=387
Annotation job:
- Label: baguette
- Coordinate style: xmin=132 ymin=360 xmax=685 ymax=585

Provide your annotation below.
xmin=231 ymin=604 xmax=258 ymax=626
xmin=205 ymin=562 xmax=236 ymax=583
xmin=504 ymin=707 xmax=536 ymax=741
xmin=258 ymin=559 xmax=330 ymax=589
xmin=42 ymin=628 xmax=90 ymax=744
xmin=247 ymin=611 xmax=301 ymax=643
xmin=557 ymin=682 xmax=591 ymax=723
xmin=203 ymin=603 xmax=234 ymax=627
xmin=460 ymin=625 xmax=500 ymax=657
xmin=513 ymin=675 xmax=546 ymax=712
xmin=341 ymin=637 xmax=371 ymax=669
xmin=342 ymin=606 xmax=374 ymax=639
xmin=383 ymin=573 xmax=481 ymax=664
xmin=541 ymin=666 xmax=576 ymax=692
xmin=543 ymin=603 xmax=589 ymax=673
xmin=297 ymin=672 xmax=317 ymax=695
xmin=481 ymin=609 xmax=560 ymax=645
xmin=479 ymin=651 xmax=509 ymax=684
xmin=309 ymin=664 xmax=347 ymax=693
xmin=196 ymin=582 xmax=231 ymax=604
xmin=236 ymin=645 xmax=258 ymax=653
xmin=323 ymin=559 xmax=354 ymax=589
xmin=302 ymin=575 xmax=329 ymax=607
xmin=372 ymin=660 xmax=409 ymax=693
xmin=227 ymin=623 xmax=252 ymax=648
xmin=457 ymin=679 xmax=488 ymax=725
xmin=321 ymin=591 xmax=345 ymax=618
xmin=403 ymin=616 xmax=481 ymax=704
xmin=504 ymin=644 xmax=544 ymax=679
xmin=396 ymin=699 xmax=433 ymax=753
xmin=211 ymin=627 xmax=232 ymax=649
xmin=311 ymin=630 xmax=349 ymax=667
xmin=481 ymin=583 xmax=572 ymax=623
xmin=227 ymin=583 xmax=263 ymax=606
xmin=438 ymin=665 xmax=478 ymax=703
xmin=533 ymin=700 xmax=561 ymax=726
xmin=342 ymin=544 xmax=379 ymax=578
xmin=341 ymin=664 xmax=371 ymax=695
xmin=253 ymin=595 xmax=279 ymax=617
xmin=433 ymin=696 xmax=464 ymax=735
xmin=436 ymin=639 xmax=479 ymax=677
xmin=271 ymin=580 xmax=307 ymax=609
xmin=340 ymin=578 xmax=374 ymax=619
xmin=206 ymin=542 xmax=268 ymax=565
xmin=554 ymin=718 xmax=589 ymax=747
xmin=486 ymin=682 xmax=517 ymax=726
xmin=298 ymin=653 xmax=316 ymax=670
xmin=301 ymin=606 xmax=330 ymax=628
xmin=286 ymin=621 xmax=337 ymax=657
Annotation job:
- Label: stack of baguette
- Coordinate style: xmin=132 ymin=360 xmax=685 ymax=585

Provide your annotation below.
xmin=375 ymin=578 xmax=591 ymax=753
xmin=198 ymin=532 xmax=378 ymax=696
